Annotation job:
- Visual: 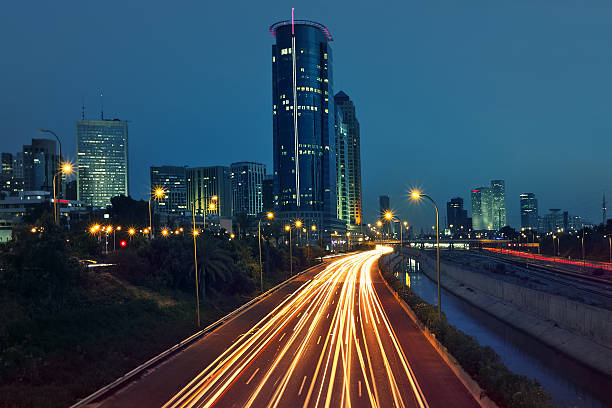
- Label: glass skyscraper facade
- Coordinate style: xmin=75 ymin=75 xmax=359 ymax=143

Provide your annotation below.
xmin=150 ymin=166 xmax=187 ymax=216
xmin=334 ymin=108 xmax=349 ymax=224
xmin=76 ymin=120 xmax=128 ymax=207
xmin=520 ymin=192 xmax=538 ymax=229
xmin=491 ymin=179 xmax=507 ymax=230
xmin=230 ymin=162 xmax=266 ymax=216
xmin=271 ymin=19 xmax=343 ymax=240
xmin=471 ymin=187 xmax=493 ymax=231
xmin=186 ymin=166 xmax=232 ymax=217
xmin=334 ymin=91 xmax=363 ymax=231
xmin=446 ymin=197 xmax=470 ymax=233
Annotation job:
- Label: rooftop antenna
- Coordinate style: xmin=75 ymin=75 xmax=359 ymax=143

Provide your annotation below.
xmin=100 ymin=92 xmax=104 ymax=120
xmin=81 ymin=96 xmax=85 ymax=120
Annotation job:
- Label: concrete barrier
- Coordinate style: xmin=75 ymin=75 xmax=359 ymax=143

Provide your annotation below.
xmin=410 ymin=250 xmax=612 ymax=376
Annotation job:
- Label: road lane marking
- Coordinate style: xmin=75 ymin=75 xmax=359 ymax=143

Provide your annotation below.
xmin=246 ymin=368 xmax=260 ymax=385
xmin=317 ymin=335 xmax=321 ymax=344
xmin=326 ymin=313 xmax=330 ymax=319
xmin=359 ymin=380 xmax=362 ymax=397
xmin=298 ymin=375 xmax=308 ymax=395
xmin=279 ymin=333 xmax=286 ymax=342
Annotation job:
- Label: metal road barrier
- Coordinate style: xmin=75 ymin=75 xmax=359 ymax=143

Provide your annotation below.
xmin=69 ymin=262 xmax=324 ymax=408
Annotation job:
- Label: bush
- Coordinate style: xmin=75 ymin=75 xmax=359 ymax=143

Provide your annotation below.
xmin=381 ymin=261 xmax=552 ymax=408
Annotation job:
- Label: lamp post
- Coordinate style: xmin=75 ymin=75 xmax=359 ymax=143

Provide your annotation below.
xmin=607 ymin=235 xmax=611 ymax=263
xmin=376 ymin=220 xmax=383 ymax=246
xmin=258 ymin=212 xmax=274 ymax=292
xmin=285 ymin=224 xmax=293 ymax=277
xmin=51 ymin=162 xmax=73 ymax=225
xmin=192 ymin=207 xmax=200 ymax=328
xmin=39 ymin=129 xmax=63 ymax=225
xmin=411 ymin=189 xmax=441 ymax=318
xmin=149 ymin=187 xmax=166 ymax=238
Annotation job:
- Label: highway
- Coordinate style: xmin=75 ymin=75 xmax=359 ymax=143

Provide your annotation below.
xmin=96 ymin=249 xmax=478 ymax=408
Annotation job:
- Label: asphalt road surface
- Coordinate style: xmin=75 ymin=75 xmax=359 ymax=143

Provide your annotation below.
xmin=95 ymin=249 xmax=478 ymax=408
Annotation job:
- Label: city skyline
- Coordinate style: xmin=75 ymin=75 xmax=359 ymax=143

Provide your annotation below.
xmin=1 ymin=2 xmax=610 ymax=229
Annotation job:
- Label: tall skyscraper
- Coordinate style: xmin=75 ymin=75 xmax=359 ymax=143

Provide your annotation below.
xmin=76 ymin=119 xmax=128 ymax=207
xmin=519 ymin=193 xmax=538 ymax=230
xmin=186 ymin=166 xmax=231 ymax=217
xmin=22 ymin=139 xmax=58 ymax=192
xmin=270 ymin=18 xmax=343 ymax=240
xmin=262 ymin=175 xmax=274 ymax=213
xmin=471 ymin=187 xmax=493 ymax=231
xmin=229 ymin=162 xmax=266 ymax=216
xmin=446 ymin=197 xmax=469 ymax=233
xmin=150 ymin=166 xmax=187 ymax=217
xmin=491 ymin=180 xmax=507 ymax=230
xmin=335 ymin=108 xmax=349 ymax=224
xmin=334 ymin=91 xmax=362 ymax=230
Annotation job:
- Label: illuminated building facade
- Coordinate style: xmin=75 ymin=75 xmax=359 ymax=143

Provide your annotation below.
xmin=230 ymin=162 xmax=266 ymax=216
xmin=186 ymin=166 xmax=232 ymax=217
xmin=271 ymin=19 xmax=344 ymax=241
xmin=150 ymin=166 xmax=187 ymax=217
xmin=519 ymin=193 xmax=538 ymax=230
xmin=334 ymin=91 xmax=362 ymax=231
xmin=446 ymin=197 xmax=470 ymax=233
xmin=76 ymin=119 xmax=128 ymax=207
xmin=335 ymin=108 xmax=349 ymax=224
xmin=471 ymin=187 xmax=493 ymax=231
xmin=491 ymin=179 xmax=507 ymax=230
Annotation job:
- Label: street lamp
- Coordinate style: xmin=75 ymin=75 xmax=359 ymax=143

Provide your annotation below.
xmin=258 ymin=211 xmax=274 ymax=292
xmin=192 ymin=206 xmax=201 ymax=328
xmin=411 ymin=189 xmax=442 ymax=317
xmin=51 ymin=162 xmax=73 ymax=225
xmin=376 ymin=220 xmax=383 ymax=246
xmin=128 ymin=227 xmax=136 ymax=242
xmin=149 ymin=187 xmax=166 ymax=238
xmin=285 ymin=224 xmax=293 ymax=277
xmin=39 ymin=129 xmax=63 ymax=225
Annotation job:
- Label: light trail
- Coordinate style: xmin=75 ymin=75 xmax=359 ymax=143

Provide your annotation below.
xmin=162 ymin=248 xmax=429 ymax=408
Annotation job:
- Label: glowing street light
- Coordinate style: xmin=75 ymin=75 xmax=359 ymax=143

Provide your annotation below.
xmin=161 ymin=228 xmax=169 ymax=237
xmin=149 ymin=187 xmax=167 ymax=239
xmin=410 ymin=189 xmax=442 ymax=318
xmin=31 ymin=227 xmax=37 ymax=233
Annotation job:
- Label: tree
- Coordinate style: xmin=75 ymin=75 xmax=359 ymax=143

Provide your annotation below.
xmin=195 ymin=238 xmax=235 ymax=299
xmin=109 ymin=195 xmax=148 ymax=227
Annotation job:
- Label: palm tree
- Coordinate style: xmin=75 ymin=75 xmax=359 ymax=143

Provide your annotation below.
xmin=195 ymin=238 xmax=234 ymax=300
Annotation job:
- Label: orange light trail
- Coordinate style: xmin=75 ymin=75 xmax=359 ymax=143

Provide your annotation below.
xmin=162 ymin=248 xmax=429 ymax=408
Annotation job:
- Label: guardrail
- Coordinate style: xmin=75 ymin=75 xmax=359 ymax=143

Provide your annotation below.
xmin=69 ymin=261 xmax=324 ymax=408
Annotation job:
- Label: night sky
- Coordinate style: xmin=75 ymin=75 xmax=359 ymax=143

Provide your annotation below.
xmin=2 ymin=0 xmax=611 ymax=230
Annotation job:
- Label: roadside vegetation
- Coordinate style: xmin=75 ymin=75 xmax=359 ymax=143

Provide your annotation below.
xmin=381 ymin=260 xmax=553 ymax=408
xmin=0 ymin=212 xmax=318 ymax=408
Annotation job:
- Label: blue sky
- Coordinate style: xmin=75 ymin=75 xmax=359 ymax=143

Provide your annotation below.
xmin=1 ymin=0 xmax=610 ymax=229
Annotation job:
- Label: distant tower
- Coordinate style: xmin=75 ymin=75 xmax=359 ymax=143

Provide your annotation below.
xmin=603 ymin=193 xmax=607 ymax=226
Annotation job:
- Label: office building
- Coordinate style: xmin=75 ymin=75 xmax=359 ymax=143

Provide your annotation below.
xmin=335 ymin=108 xmax=349 ymax=224
xmin=150 ymin=166 xmax=187 ymax=217
xmin=76 ymin=119 xmax=128 ymax=207
xmin=262 ymin=175 xmax=274 ymax=213
xmin=1 ymin=153 xmax=14 ymax=192
xmin=270 ymin=18 xmax=343 ymax=241
xmin=334 ymin=91 xmax=362 ymax=230
xmin=22 ymin=139 xmax=58 ymax=193
xmin=446 ymin=197 xmax=469 ymax=233
xmin=519 ymin=193 xmax=538 ymax=230
xmin=491 ymin=180 xmax=507 ymax=230
xmin=229 ymin=162 xmax=266 ymax=216
xmin=471 ymin=187 xmax=493 ymax=231
xmin=186 ymin=166 xmax=231 ymax=217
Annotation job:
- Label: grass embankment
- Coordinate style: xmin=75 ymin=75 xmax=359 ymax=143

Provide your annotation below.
xmin=0 ymin=271 xmax=245 ymax=408
xmin=381 ymin=260 xmax=553 ymax=408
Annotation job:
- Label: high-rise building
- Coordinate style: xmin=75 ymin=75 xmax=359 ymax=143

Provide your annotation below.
xmin=150 ymin=166 xmax=187 ymax=217
xmin=335 ymin=108 xmax=349 ymax=224
xmin=471 ymin=187 xmax=493 ymax=231
xmin=446 ymin=197 xmax=469 ymax=233
xmin=76 ymin=119 xmax=128 ymax=207
xmin=262 ymin=175 xmax=274 ymax=213
xmin=22 ymin=139 xmax=58 ymax=192
xmin=519 ymin=193 xmax=538 ymax=230
xmin=1 ymin=153 xmax=14 ymax=192
xmin=491 ymin=180 xmax=507 ymax=230
xmin=270 ymin=18 xmax=343 ymax=240
xmin=229 ymin=162 xmax=266 ymax=216
xmin=186 ymin=166 xmax=231 ymax=217
xmin=334 ymin=91 xmax=362 ymax=230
